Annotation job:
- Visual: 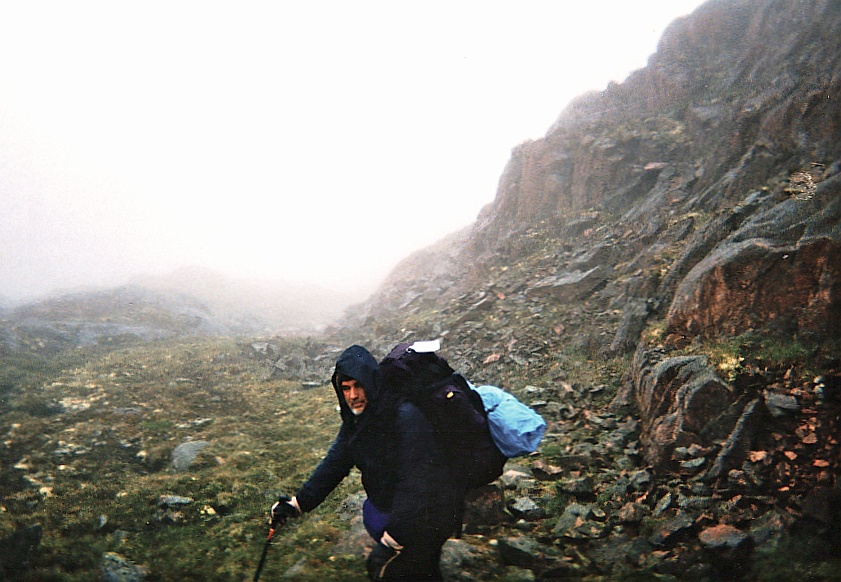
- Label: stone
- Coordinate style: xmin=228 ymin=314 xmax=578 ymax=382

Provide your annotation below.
xmin=157 ymin=495 xmax=194 ymax=508
xmin=763 ymin=391 xmax=800 ymax=417
xmin=698 ymin=524 xmax=749 ymax=550
xmin=706 ymin=399 xmax=761 ymax=480
xmin=608 ymin=299 xmax=652 ymax=355
xmin=508 ymin=497 xmax=546 ymax=521
xmin=463 ymin=485 xmax=507 ymax=529
xmin=628 ymin=469 xmax=652 ymax=490
xmin=170 ymin=441 xmax=211 ymax=472
xmin=667 ymin=235 xmax=841 ymax=341
xmin=101 ymin=552 xmax=146 ymax=582
xmin=530 ymin=460 xmax=564 ymax=480
xmin=440 ymin=538 xmax=484 ymax=580
xmin=648 ymin=512 xmax=695 ymax=546
xmin=698 ymin=524 xmax=754 ymax=578
xmin=748 ymin=510 xmax=787 ymax=545
xmin=553 ymin=503 xmax=608 ymax=540
xmin=679 ymin=457 xmax=706 ymax=471
xmin=557 ymin=475 xmax=595 ymax=496
xmin=526 ymin=267 xmax=607 ymax=301
xmin=500 ymin=469 xmax=532 ymax=489
xmin=542 ymin=402 xmax=563 ymax=416
xmin=632 ymin=351 xmax=735 ymax=468
xmin=497 ymin=536 xmax=539 ymax=568
xmin=618 ymin=502 xmax=651 ymax=524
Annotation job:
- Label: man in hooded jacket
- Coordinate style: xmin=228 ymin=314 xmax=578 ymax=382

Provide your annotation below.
xmin=271 ymin=345 xmax=464 ymax=580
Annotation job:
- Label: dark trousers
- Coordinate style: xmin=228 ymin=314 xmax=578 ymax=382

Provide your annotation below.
xmin=363 ymin=499 xmax=453 ymax=580
xmin=378 ymin=542 xmax=444 ymax=580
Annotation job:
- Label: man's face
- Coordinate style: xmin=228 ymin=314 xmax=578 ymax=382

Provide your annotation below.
xmin=340 ymin=378 xmax=368 ymax=415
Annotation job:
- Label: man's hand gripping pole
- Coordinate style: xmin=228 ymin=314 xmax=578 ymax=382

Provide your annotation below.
xmin=253 ymin=496 xmax=299 ymax=581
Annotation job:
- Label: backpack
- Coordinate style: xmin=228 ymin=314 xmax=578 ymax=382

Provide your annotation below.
xmin=379 ymin=341 xmax=507 ymax=489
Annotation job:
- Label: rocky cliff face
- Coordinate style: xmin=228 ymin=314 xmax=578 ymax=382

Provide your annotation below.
xmin=363 ymin=0 xmax=841 ymax=317
xmin=484 ymin=0 xmax=840 ymax=227
xmin=474 ymin=0 xmax=841 ymax=336
xmin=350 ymin=0 xmax=841 ymax=456
xmin=334 ymin=2 xmax=841 ymax=575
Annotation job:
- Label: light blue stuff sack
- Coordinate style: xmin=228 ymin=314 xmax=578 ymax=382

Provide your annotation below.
xmin=475 ymin=385 xmax=546 ymax=457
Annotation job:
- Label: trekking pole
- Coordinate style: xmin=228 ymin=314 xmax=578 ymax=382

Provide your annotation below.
xmin=253 ymin=518 xmax=279 ymax=582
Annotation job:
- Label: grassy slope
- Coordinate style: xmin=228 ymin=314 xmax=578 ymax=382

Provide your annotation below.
xmin=1 ymin=338 xmax=367 ymax=581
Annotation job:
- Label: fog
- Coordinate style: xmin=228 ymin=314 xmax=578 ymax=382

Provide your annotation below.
xmin=0 ymin=1 xmax=706 ymax=306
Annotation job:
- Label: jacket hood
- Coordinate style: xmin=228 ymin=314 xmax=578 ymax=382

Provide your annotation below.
xmin=332 ymin=345 xmax=382 ymax=423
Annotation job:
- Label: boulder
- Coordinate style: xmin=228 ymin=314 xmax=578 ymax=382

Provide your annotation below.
xmin=705 ymin=398 xmax=762 ymax=480
xmin=497 ymin=536 xmax=540 ymax=569
xmin=608 ymin=299 xmax=651 ymax=355
xmin=648 ymin=512 xmax=695 ymax=547
xmin=552 ymin=503 xmax=608 ymax=540
xmin=508 ymin=497 xmax=546 ymax=521
xmin=440 ymin=538 xmax=487 ymax=580
xmin=632 ymin=350 xmax=735 ymax=468
xmin=698 ymin=524 xmax=753 ymax=579
xmin=667 ymin=178 xmax=841 ymax=342
xmin=618 ymin=502 xmax=651 ymax=524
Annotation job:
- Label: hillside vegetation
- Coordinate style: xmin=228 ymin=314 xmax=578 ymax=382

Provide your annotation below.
xmin=1 ymin=328 xmax=839 ymax=580
xmin=1 ymin=338 xmax=376 ymax=580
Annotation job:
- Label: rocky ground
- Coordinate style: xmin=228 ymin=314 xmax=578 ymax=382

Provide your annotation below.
xmin=0 ymin=312 xmax=839 ymax=581
xmin=270 ymin=291 xmax=841 ymax=582
xmin=259 ymin=230 xmax=841 ymax=581
xmin=3 ymin=200 xmax=838 ymax=581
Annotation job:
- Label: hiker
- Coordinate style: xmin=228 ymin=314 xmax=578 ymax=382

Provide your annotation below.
xmin=270 ymin=344 xmax=465 ymax=580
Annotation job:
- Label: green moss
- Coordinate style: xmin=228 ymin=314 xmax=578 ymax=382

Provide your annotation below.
xmin=752 ymin=535 xmax=841 ymax=581
xmin=140 ymin=419 xmax=174 ymax=432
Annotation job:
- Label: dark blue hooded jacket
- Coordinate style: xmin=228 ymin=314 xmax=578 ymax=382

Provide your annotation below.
xmin=295 ymin=345 xmax=463 ymax=546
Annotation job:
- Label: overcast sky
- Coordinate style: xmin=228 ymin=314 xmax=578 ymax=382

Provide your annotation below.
xmin=0 ymin=0 xmax=707 ymax=304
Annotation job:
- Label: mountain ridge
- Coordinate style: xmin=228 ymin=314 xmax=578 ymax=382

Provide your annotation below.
xmin=348 ymin=0 xmax=841 ymax=349
xmin=0 ymin=267 xmax=361 ymax=355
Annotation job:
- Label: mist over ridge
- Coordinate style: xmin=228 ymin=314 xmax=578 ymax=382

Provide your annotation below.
xmin=0 ymin=2 xmax=708 ymax=307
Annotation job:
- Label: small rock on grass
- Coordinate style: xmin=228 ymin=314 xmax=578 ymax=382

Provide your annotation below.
xmin=170 ymin=441 xmax=211 ymax=472
xmin=101 ymin=552 xmax=146 ymax=582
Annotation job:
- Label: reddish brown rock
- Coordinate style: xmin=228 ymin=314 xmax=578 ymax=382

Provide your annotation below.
xmin=698 ymin=523 xmax=753 ymax=577
xmin=699 ymin=524 xmax=748 ymax=549
xmin=667 ymin=236 xmax=841 ymax=340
